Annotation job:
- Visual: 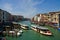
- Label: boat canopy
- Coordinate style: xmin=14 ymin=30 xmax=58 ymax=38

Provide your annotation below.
xmin=31 ymin=25 xmax=39 ymax=28
xmin=22 ymin=24 xmax=28 ymax=26
xmin=20 ymin=23 xmax=28 ymax=26
xmin=12 ymin=22 xmax=19 ymax=24
xmin=37 ymin=27 xmax=48 ymax=30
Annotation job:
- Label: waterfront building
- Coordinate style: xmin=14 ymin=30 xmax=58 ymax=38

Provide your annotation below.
xmin=34 ymin=16 xmax=38 ymax=21
xmin=0 ymin=9 xmax=12 ymax=23
xmin=12 ymin=15 xmax=24 ymax=22
xmin=31 ymin=14 xmax=42 ymax=24
xmin=37 ymin=14 xmax=41 ymax=22
xmin=31 ymin=11 xmax=60 ymax=28
xmin=40 ymin=14 xmax=48 ymax=23
xmin=48 ymin=12 xmax=60 ymax=28
xmin=33 ymin=16 xmax=38 ymax=24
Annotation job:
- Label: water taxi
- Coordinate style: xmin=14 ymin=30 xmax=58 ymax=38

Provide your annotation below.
xmin=21 ymin=24 xmax=29 ymax=30
xmin=31 ymin=25 xmax=38 ymax=31
xmin=37 ymin=27 xmax=52 ymax=36
xmin=31 ymin=25 xmax=52 ymax=36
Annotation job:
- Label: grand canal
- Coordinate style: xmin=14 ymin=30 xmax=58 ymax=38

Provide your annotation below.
xmin=6 ymin=21 xmax=60 ymax=40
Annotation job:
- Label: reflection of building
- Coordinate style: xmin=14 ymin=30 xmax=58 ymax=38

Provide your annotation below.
xmin=31 ymin=12 xmax=60 ymax=28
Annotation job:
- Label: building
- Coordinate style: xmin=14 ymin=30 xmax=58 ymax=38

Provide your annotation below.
xmin=48 ymin=12 xmax=60 ymax=28
xmin=0 ymin=9 xmax=12 ymax=23
xmin=31 ymin=11 xmax=60 ymax=28
xmin=12 ymin=15 xmax=24 ymax=22
xmin=0 ymin=9 xmax=13 ymax=37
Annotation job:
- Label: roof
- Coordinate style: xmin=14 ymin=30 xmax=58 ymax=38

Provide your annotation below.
xmin=37 ymin=26 xmax=48 ymax=30
xmin=31 ymin=25 xmax=39 ymax=28
xmin=21 ymin=24 xmax=28 ymax=26
xmin=20 ymin=23 xmax=28 ymax=26
xmin=12 ymin=22 xmax=19 ymax=24
xmin=5 ymin=26 xmax=10 ymax=27
xmin=31 ymin=25 xmax=48 ymax=30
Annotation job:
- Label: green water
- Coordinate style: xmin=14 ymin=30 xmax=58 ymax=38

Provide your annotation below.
xmin=6 ymin=21 xmax=60 ymax=40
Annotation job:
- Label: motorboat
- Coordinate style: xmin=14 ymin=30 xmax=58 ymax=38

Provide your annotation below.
xmin=37 ymin=27 xmax=52 ymax=36
xmin=31 ymin=25 xmax=52 ymax=36
xmin=21 ymin=24 xmax=29 ymax=30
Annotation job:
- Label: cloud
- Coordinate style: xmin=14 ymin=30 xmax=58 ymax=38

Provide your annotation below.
xmin=15 ymin=0 xmax=45 ymax=18
xmin=32 ymin=0 xmax=45 ymax=5
xmin=3 ymin=3 xmax=13 ymax=13
xmin=0 ymin=0 xmax=45 ymax=18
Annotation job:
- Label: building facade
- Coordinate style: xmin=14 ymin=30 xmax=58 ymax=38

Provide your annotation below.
xmin=31 ymin=12 xmax=60 ymax=28
xmin=0 ymin=9 xmax=12 ymax=23
xmin=12 ymin=15 xmax=24 ymax=22
xmin=48 ymin=12 xmax=60 ymax=28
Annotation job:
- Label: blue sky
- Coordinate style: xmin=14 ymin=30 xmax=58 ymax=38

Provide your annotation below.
xmin=0 ymin=0 xmax=60 ymax=18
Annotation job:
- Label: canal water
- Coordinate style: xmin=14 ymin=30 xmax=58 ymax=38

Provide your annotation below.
xmin=6 ymin=21 xmax=60 ymax=40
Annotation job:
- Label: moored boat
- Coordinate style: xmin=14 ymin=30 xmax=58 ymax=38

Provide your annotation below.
xmin=19 ymin=30 xmax=23 ymax=33
xmin=17 ymin=32 xmax=21 ymax=36
xmin=3 ymin=30 xmax=22 ymax=36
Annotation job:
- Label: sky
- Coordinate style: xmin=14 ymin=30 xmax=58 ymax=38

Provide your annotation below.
xmin=0 ymin=0 xmax=60 ymax=18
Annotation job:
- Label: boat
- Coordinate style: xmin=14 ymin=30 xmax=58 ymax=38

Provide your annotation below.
xmin=17 ymin=29 xmax=23 ymax=36
xmin=37 ymin=27 xmax=52 ymax=36
xmin=31 ymin=25 xmax=38 ymax=31
xmin=9 ymin=31 xmax=15 ymax=34
xmin=21 ymin=24 xmax=29 ymax=30
xmin=58 ymin=28 xmax=60 ymax=31
xmin=31 ymin=25 xmax=52 ymax=36
xmin=17 ymin=32 xmax=21 ymax=36
xmin=7 ymin=31 xmax=22 ymax=36
xmin=19 ymin=30 xmax=23 ymax=33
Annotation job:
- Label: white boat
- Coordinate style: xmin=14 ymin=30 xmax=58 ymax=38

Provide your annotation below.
xmin=31 ymin=25 xmax=52 ymax=36
xmin=8 ymin=31 xmax=22 ymax=36
xmin=21 ymin=24 xmax=29 ymax=30
xmin=17 ymin=30 xmax=23 ymax=36
xmin=9 ymin=31 xmax=15 ymax=34
xmin=31 ymin=25 xmax=38 ymax=31
xmin=17 ymin=32 xmax=21 ymax=36
xmin=19 ymin=30 xmax=23 ymax=33
xmin=37 ymin=27 xmax=52 ymax=36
